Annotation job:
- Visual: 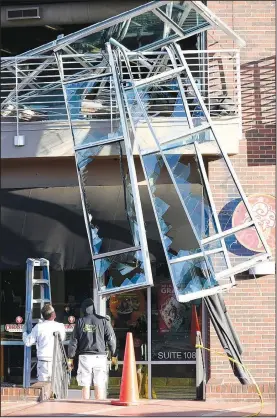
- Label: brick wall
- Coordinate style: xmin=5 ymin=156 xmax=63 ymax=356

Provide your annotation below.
xmin=206 ymin=0 xmax=276 ymax=400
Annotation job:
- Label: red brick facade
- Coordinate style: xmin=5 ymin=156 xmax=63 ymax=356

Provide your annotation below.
xmin=206 ymin=1 xmax=276 ymax=400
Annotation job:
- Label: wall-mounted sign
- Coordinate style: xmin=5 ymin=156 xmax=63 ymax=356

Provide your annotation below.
xmin=232 ymin=194 xmax=275 ymax=252
xmin=5 ymin=324 xmax=22 ymax=332
xmin=5 ymin=324 xmax=75 ymax=333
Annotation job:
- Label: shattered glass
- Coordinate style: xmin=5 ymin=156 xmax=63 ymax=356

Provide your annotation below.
xmin=96 ymin=250 xmax=146 ymax=293
xmin=171 ymin=256 xmax=218 ymax=296
xmin=142 ymin=152 xmax=201 ymax=260
xmin=162 ymin=139 xmax=218 ymax=239
xmin=76 ymin=142 xmax=139 ymax=255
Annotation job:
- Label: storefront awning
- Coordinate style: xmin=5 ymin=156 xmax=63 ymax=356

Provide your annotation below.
xmin=0 ymin=186 xmax=163 ymax=271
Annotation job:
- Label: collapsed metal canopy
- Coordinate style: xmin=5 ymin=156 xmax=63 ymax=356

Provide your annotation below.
xmin=1 ymin=1 xmax=271 ymax=302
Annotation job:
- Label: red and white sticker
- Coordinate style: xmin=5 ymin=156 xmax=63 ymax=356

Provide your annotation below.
xmin=68 ymin=316 xmax=75 ymax=324
xmin=15 ymin=316 xmax=23 ymax=324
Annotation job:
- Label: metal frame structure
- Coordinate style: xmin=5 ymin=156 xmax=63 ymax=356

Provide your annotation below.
xmin=108 ymin=39 xmax=271 ymax=302
xmin=1 ymin=1 xmax=271 ymax=302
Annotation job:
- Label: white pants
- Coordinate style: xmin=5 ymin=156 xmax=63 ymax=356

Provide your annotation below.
xmin=77 ymin=354 xmax=107 ymax=389
xmin=37 ymin=359 xmax=52 ymax=382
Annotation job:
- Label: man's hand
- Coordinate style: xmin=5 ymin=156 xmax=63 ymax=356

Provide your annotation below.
xmin=67 ymin=359 xmax=74 ymax=371
xmin=111 ymin=356 xmax=118 ymax=371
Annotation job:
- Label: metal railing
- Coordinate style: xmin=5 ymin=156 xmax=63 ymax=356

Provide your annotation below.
xmin=1 ymin=49 xmax=241 ymax=127
xmin=51 ymin=332 xmax=70 ymax=400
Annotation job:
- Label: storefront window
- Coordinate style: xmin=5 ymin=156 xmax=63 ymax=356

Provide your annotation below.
xmin=151 ymin=364 xmax=196 ymax=400
xmin=151 ymin=274 xmax=201 ymax=362
xmin=106 ymin=290 xmax=147 ymax=362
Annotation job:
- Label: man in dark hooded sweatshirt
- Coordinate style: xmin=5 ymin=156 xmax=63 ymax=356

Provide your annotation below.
xmin=68 ymin=298 xmax=117 ymax=400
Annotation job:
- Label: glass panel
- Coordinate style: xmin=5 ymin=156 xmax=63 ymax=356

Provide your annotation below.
xmin=152 ymin=364 xmax=196 ymax=399
xmin=69 ymin=12 xmax=168 ymax=53
xmin=207 ymin=228 xmax=268 ymax=272
xmin=202 ymin=247 xmax=228 ymax=277
xmin=162 ymin=148 xmax=218 ymax=240
xmin=130 ymin=76 xmax=191 ymax=146
xmin=142 ymin=152 xmax=201 ymax=260
xmin=162 ymin=128 xmax=256 ymax=237
xmin=179 ymin=72 xmax=208 ymax=128
xmin=151 ymin=278 xmax=201 ymax=361
xmin=65 ymin=76 xmax=122 ymax=146
xmin=2 ymin=346 xmax=25 ymax=385
xmin=95 ymin=250 xmax=146 ymax=293
xmin=106 ymin=289 xmax=147 ymax=361
xmin=171 ymin=256 xmax=218 ymax=296
xmin=160 ymin=3 xmax=211 ymax=36
xmin=76 ymin=142 xmax=138 ymax=255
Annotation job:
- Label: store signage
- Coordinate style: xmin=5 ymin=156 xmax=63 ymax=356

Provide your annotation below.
xmin=157 ymin=351 xmax=196 ymax=360
xmin=232 ymin=194 xmax=275 ymax=252
xmin=5 ymin=324 xmax=23 ymax=332
xmin=158 ymin=283 xmax=185 ymax=333
xmin=5 ymin=324 xmax=75 ymax=332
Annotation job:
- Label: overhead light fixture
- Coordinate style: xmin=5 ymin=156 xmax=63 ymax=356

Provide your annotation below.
xmin=45 ymin=25 xmax=60 ymax=31
xmin=1 ymin=48 xmax=12 ymax=54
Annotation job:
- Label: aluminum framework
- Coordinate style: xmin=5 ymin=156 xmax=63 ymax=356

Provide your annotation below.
xmin=109 ymin=39 xmax=271 ymax=302
xmin=1 ymin=1 xmax=271 ymax=301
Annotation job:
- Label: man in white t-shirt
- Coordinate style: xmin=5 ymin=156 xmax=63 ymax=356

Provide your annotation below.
xmin=22 ymin=304 xmax=66 ymax=382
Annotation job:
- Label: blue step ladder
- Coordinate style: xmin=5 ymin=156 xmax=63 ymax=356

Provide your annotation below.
xmin=23 ymin=258 xmax=52 ymax=388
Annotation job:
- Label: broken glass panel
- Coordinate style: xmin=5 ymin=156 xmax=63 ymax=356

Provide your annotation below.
xmin=142 ymin=152 xmax=202 ymax=260
xmin=65 ymin=76 xmax=123 ymax=146
xmin=126 ymin=76 xmax=191 ymax=146
xmin=96 ymin=250 xmax=146 ymax=294
xmin=203 ymin=227 xmax=268 ymax=275
xmin=69 ymin=11 xmax=173 ymax=54
xmin=76 ymin=142 xmax=137 ymax=255
xmin=162 ymin=145 xmax=218 ymax=240
xmin=171 ymin=256 xmax=218 ymax=297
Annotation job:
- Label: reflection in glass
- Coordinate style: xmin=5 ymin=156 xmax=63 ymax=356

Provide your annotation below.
xmin=65 ymin=77 xmax=122 ymax=146
xmin=142 ymin=152 xmax=201 ymax=260
xmin=76 ymin=142 xmax=138 ymax=255
xmin=163 ymin=147 xmax=218 ymax=239
xmin=96 ymin=250 xmax=146 ymax=293
xmin=69 ymin=11 xmax=167 ymax=53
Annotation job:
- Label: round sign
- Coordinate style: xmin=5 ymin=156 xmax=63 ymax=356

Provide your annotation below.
xmin=68 ymin=316 xmax=75 ymax=324
xmin=15 ymin=316 xmax=23 ymax=324
xmin=232 ymin=194 xmax=275 ymax=252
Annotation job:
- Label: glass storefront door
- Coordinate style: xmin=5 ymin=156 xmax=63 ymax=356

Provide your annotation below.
xmin=106 ymin=264 xmax=204 ymax=400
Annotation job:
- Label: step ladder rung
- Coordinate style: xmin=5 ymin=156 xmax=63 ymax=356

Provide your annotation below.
xmin=33 ymin=298 xmax=51 ymax=304
xmin=24 ymin=258 xmax=52 ymax=388
xmin=32 ymin=279 xmax=50 ymax=285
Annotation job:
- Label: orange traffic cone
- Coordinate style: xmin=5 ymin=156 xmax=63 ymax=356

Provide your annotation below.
xmin=111 ymin=332 xmax=139 ymax=406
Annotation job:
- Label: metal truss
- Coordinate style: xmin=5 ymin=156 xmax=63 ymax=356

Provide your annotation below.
xmin=109 ymin=39 xmax=271 ymax=302
xmin=1 ymin=1 xmax=270 ymax=301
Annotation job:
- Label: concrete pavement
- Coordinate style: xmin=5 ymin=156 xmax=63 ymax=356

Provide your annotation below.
xmin=1 ymin=399 xmax=275 ymax=417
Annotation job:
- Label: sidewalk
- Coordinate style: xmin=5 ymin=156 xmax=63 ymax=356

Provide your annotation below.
xmin=1 ymin=399 xmax=275 ymax=417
